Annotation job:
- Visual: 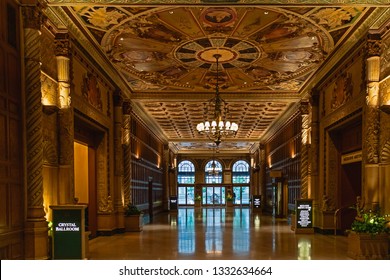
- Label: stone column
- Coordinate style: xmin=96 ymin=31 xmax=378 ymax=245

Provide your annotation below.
xmin=363 ymin=33 xmax=381 ymax=210
xmin=250 ymin=153 xmax=258 ymax=195
xmin=163 ymin=145 xmax=171 ymax=211
xmin=259 ymin=144 xmax=266 ymax=209
xmin=113 ymin=91 xmax=124 ymax=229
xmin=122 ymin=101 xmax=132 ymax=206
xmin=22 ymin=3 xmax=48 ymax=259
xmin=300 ymin=100 xmax=311 ymax=199
xmin=310 ymin=92 xmax=320 ymax=203
xmin=55 ymin=32 xmax=74 ymax=205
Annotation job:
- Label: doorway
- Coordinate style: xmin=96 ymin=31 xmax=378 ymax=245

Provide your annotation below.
xmin=74 ymin=141 xmax=97 ymax=237
xmin=339 ymin=160 xmax=361 ymax=230
xmin=178 ymin=186 xmax=195 ymax=205
xmin=202 ymin=186 xmax=226 ymax=206
xmin=232 ymin=186 xmax=250 ymax=205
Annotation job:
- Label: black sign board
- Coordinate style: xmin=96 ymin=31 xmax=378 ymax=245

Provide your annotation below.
xmin=170 ymin=196 xmax=178 ymax=210
xmin=51 ymin=205 xmax=86 ymax=259
xmin=252 ymin=195 xmax=261 ymax=209
xmin=295 ymin=199 xmax=313 ymax=229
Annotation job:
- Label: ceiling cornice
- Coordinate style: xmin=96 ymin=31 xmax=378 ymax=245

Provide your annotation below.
xmin=131 ymin=92 xmax=300 ymax=102
xmin=44 ymin=0 xmax=390 ymax=7
xmin=261 ymin=102 xmax=300 ymax=142
xmin=131 ymin=102 xmax=169 ymax=143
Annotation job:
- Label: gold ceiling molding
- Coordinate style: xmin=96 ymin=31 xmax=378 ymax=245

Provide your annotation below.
xmin=300 ymin=7 xmax=389 ymax=99
xmin=40 ymin=0 xmax=390 ymax=153
xmin=45 ymin=0 xmax=390 ymax=7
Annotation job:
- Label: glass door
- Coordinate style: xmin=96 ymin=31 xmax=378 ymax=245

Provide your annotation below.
xmin=202 ymin=186 xmax=226 ymax=206
xmin=232 ymin=186 xmax=250 ymax=205
xmin=178 ymin=186 xmax=195 ymax=205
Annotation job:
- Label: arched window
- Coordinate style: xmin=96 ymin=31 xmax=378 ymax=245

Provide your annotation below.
xmin=177 ymin=160 xmax=195 ymax=184
xmin=205 ymin=160 xmax=222 ymax=184
xmin=232 ymin=160 xmax=250 ymax=183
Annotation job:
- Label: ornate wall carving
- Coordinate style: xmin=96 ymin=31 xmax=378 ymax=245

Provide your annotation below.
xmin=97 ymin=134 xmax=113 ymax=213
xmin=331 ymin=73 xmax=353 ymax=111
xmin=43 ymin=139 xmax=58 ymax=165
xmin=41 ymin=73 xmax=58 ymax=107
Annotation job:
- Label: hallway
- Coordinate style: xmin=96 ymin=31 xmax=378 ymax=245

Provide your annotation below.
xmin=88 ymin=208 xmax=349 ymax=260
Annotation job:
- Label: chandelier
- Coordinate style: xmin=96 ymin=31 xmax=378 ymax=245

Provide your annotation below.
xmin=209 ymin=159 xmax=219 ymax=176
xmin=208 ymin=145 xmax=220 ymax=176
xmin=196 ymin=53 xmax=238 ymax=146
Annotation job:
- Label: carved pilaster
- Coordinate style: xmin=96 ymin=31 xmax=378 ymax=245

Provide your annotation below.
xmin=55 ymin=33 xmax=71 ymax=109
xmin=259 ymin=144 xmax=266 ymax=208
xmin=114 ymin=91 xmax=123 ymax=176
xmin=113 ymin=90 xmax=124 ymax=229
xmin=365 ymin=34 xmax=381 ymax=164
xmin=300 ymin=100 xmax=310 ymax=199
xmin=122 ymin=101 xmax=132 ymax=206
xmin=22 ymin=3 xmax=48 ymax=260
xmin=309 ymin=91 xmax=320 ymax=211
xmin=23 ymin=4 xmax=45 ymax=218
xmin=56 ymin=33 xmax=74 ymax=205
xmin=310 ymin=93 xmax=320 ymax=177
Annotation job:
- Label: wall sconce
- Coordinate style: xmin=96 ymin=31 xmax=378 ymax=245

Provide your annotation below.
xmin=168 ymin=165 xmax=176 ymax=173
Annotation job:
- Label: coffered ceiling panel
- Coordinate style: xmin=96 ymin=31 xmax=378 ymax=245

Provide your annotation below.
xmin=45 ymin=1 xmax=387 ymax=153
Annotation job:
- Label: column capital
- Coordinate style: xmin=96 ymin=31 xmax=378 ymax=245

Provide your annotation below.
xmin=299 ymin=99 xmax=310 ymax=115
xmin=55 ymin=33 xmax=71 ymax=58
xmin=123 ymin=100 xmax=132 ymax=115
xmin=366 ymin=33 xmax=382 ymax=58
xmin=22 ymin=2 xmax=46 ymax=30
xmin=113 ymin=90 xmax=123 ymax=107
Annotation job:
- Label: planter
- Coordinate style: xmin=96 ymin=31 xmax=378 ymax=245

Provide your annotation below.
xmin=125 ymin=214 xmax=144 ymax=232
xmin=347 ymin=231 xmax=389 ymax=259
xmin=290 ymin=214 xmax=296 ymax=231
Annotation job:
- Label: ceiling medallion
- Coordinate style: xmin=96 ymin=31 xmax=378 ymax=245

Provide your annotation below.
xmin=198 ymin=48 xmax=237 ymax=63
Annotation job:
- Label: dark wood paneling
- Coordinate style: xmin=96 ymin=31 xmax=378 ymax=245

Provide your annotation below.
xmin=265 ymin=115 xmax=302 ymax=214
xmin=130 ymin=117 xmax=165 ymax=215
xmin=0 ymin=0 xmax=24 ymax=259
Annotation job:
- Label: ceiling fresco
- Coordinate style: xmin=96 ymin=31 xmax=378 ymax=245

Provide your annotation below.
xmin=72 ymin=6 xmax=366 ymax=93
xmin=46 ymin=1 xmax=385 ymax=152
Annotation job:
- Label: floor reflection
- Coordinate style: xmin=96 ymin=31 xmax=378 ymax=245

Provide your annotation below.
xmin=177 ymin=207 xmax=252 ymax=256
xmin=88 ymin=206 xmax=350 ymax=260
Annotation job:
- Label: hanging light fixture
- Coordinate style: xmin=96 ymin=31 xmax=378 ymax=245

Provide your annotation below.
xmin=208 ymin=145 xmax=220 ymax=177
xmin=196 ymin=53 xmax=238 ymax=146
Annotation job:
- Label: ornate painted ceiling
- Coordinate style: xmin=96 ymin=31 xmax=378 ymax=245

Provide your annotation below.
xmin=45 ymin=0 xmax=389 ymax=153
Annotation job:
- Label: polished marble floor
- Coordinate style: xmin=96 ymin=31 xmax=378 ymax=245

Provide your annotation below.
xmin=88 ymin=207 xmax=349 ymax=260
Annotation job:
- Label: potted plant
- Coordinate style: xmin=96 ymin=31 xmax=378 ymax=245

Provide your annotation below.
xmin=124 ymin=203 xmax=144 ymax=232
xmin=194 ymin=193 xmax=202 ymax=207
xmin=347 ymin=202 xmax=389 ymax=259
xmin=226 ymin=191 xmax=234 ymax=207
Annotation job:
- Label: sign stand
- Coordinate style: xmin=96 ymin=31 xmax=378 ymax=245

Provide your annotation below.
xmin=252 ymin=195 xmax=262 ymax=213
xmin=50 ymin=205 xmax=87 ymax=259
xmin=295 ymin=199 xmax=314 ymax=234
xmin=169 ymin=196 xmax=178 ymax=212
